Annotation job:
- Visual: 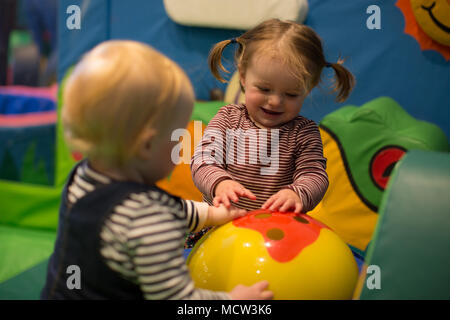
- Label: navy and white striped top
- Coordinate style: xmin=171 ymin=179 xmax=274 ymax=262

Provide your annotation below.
xmin=67 ymin=161 xmax=230 ymax=300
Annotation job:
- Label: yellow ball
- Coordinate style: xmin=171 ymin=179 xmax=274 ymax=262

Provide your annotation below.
xmin=187 ymin=210 xmax=359 ymax=300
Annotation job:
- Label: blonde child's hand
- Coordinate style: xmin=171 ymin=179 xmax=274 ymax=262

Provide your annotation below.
xmin=213 ymin=180 xmax=257 ymax=208
xmin=262 ymin=189 xmax=303 ymax=213
xmin=206 ymin=204 xmax=247 ymax=226
xmin=229 ymin=281 xmax=273 ymax=300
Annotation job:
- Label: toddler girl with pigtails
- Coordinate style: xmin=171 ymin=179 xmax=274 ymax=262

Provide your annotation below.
xmin=188 ymin=19 xmax=355 ymax=247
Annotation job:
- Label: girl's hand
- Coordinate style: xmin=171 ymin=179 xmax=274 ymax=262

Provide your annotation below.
xmin=206 ymin=204 xmax=247 ymax=226
xmin=229 ymin=281 xmax=273 ymax=300
xmin=213 ymin=180 xmax=257 ymax=208
xmin=261 ymin=189 xmax=303 ymax=213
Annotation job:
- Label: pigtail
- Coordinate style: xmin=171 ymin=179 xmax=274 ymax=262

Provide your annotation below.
xmin=328 ymin=59 xmax=355 ymax=103
xmin=208 ymin=38 xmax=240 ymax=83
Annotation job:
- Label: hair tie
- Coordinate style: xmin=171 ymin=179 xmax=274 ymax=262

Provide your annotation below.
xmin=230 ymin=38 xmax=237 ymax=44
xmin=325 ymin=62 xmax=332 ymax=68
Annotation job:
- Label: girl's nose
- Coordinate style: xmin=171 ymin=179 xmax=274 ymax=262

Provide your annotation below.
xmin=268 ymin=94 xmax=283 ymax=107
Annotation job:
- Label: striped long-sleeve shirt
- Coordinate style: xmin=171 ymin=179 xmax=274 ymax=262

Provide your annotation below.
xmin=191 ymin=104 xmax=328 ymax=212
xmin=67 ymin=161 xmax=230 ymax=300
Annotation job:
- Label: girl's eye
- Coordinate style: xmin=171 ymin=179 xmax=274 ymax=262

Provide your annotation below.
xmin=257 ymin=87 xmax=270 ymax=92
xmin=286 ymin=93 xmax=299 ymax=98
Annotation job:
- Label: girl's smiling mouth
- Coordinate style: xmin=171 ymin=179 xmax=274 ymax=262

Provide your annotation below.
xmin=261 ymin=107 xmax=283 ymax=116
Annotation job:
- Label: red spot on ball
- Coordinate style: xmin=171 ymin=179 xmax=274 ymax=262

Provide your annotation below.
xmin=233 ymin=210 xmax=329 ymax=263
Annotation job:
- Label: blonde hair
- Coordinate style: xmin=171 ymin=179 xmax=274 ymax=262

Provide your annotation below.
xmin=209 ymin=19 xmax=355 ymax=102
xmin=62 ymin=40 xmax=193 ymax=167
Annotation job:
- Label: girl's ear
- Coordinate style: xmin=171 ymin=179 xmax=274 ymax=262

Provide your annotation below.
xmin=239 ymin=69 xmax=246 ymax=87
xmin=239 ymin=69 xmax=246 ymax=93
xmin=135 ymin=128 xmax=157 ymax=160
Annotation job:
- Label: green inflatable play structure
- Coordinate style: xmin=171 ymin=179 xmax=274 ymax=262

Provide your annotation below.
xmin=309 ymin=97 xmax=449 ymax=258
xmin=355 ymin=150 xmax=450 ymax=299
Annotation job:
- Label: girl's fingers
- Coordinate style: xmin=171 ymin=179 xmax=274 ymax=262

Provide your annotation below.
xmin=227 ymin=190 xmax=239 ymax=203
xmin=262 ymin=195 xmax=275 ymax=209
xmin=213 ymin=196 xmax=222 ymax=207
xmin=268 ymin=197 xmax=284 ymax=212
xmin=225 ymin=187 xmax=257 ymax=205
xmin=279 ymin=200 xmax=293 ymax=212
xmin=231 ymin=185 xmax=256 ymax=201
xmin=222 ymin=195 xmax=231 ymax=208
xmin=215 ymin=193 xmax=231 ymax=208
xmin=234 ymin=188 xmax=244 ymax=196
xmin=242 ymin=188 xmax=257 ymax=200
xmin=294 ymin=202 xmax=302 ymax=213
